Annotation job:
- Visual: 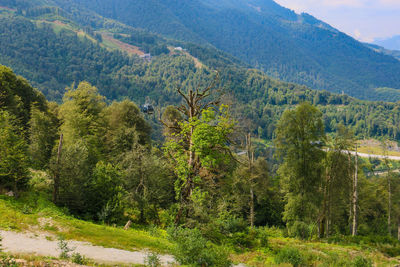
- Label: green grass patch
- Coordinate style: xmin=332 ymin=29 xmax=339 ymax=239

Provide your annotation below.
xmin=0 ymin=192 xmax=171 ymax=253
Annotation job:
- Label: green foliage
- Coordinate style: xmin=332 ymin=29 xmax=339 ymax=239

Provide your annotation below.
xmin=275 ymin=247 xmax=305 ymax=267
xmin=144 ymin=251 xmax=161 ymax=267
xmin=0 ymin=65 xmax=47 ymax=128
xmin=88 ymin=161 xmax=124 ymax=223
xmin=287 ymin=221 xmax=314 ymax=240
xmin=167 ymin=227 xmax=232 ymax=267
xmin=0 ymin=255 xmax=18 ymax=267
xmin=275 ymin=102 xmax=325 ymax=227
xmin=71 ymin=252 xmax=87 ymax=265
xmin=28 ymin=105 xmax=59 ymax=169
xmin=121 ymin=144 xmax=175 ymax=224
xmin=191 ymin=105 xmax=235 ymax=169
xmin=57 ymin=236 xmax=74 ymax=259
xmin=0 ymin=110 xmax=29 ymax=193
xmin=353 ymin=255 xmax=373 ymax=267
xmin=327 ymin=234 xmax=400 ymax=257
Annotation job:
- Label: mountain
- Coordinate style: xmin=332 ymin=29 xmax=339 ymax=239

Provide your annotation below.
xmin=364 ymin=43 xmax=400 ymax=61
xmin=41 ymin=0 xmax=400 ymax=101
xmin=374 ymin=35 xmax=400 ymax=51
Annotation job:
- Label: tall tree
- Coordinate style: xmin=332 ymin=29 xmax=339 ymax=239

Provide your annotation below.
xmin=0 ymin=110 xmax=29 ymax=196
xmin=163 ymin=77 xmax=235 ymax=224
xmin=28 ymin=104 xmax=59 ymax=169
xmin=322 ymin=124 xmax=355 ymax=237
xmin=381 ymin=139 xmax=393 ymax=236
xmin=275 ymin=102 xmax=326 ymax=237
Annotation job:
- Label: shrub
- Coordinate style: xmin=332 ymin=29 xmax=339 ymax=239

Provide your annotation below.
xmin=0 ymin=255 xmax=18 ymax=267
xmin=353 ymin=256 xmax=372 ymax=267
xmin=71 ymin=252 xmax=87 ymax=265
xmin=57 ymin=236 xmax=74 ymax=259
xmin=145 ymin=251 xmax=161 ymax=267
xmin=288 ymin=221 xmax=312 ymax=240
xmin=320 ymin=252 xmax=352 ymax=267
xmin=167 ymin=227 xmax=231 ymax=267
xmin=275 ymin=247 xmax=305 ymax=267
xmin=253 ymin=227 xmax=269 ymax=248
xmin=228 ymin=231 xmax=255 ymax=249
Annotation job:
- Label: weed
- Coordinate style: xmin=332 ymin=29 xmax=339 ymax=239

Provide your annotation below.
xmin=57 ymin=236 xmax=74 ymax=259
xmin=353 ymin=255 xmax=372 ymax=267
xmin=0 ymin=255 xmax=18 ymax=267
xmin=275 ymin=247 xmax=305 ymax=267
xmin=144 ymin=251 xmax=161 ymax=267
xmin=71 ymin=252 xmax=87 ymax=265
xmin=21 ymin=204 xmax=32 ymax=214
xmin=167 ymin=227 xmax=231 ymax=267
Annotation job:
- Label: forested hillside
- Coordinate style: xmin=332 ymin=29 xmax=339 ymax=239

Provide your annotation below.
xmin=35 ymin=0 xmax=400 ymax=101
xmin=1 ymin=13 xmax=400 ymax=142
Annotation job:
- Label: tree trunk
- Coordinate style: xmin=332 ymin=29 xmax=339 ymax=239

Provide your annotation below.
xmin=124 ymin=220 xmax=132 ymax=230
xmin=250 ymin=186 xmax=255 ymax=228
xmin=320 ymin=169 xmax=328 ymax=238
xmin=397 ymin=216 xmax=400 ymax=241
xmin=327 ymin=180 xmax=331 ymax=238
xmin=53 ymin=133 xmax=63 ymax=203
xmin=388 ymin=173 xmax=392 ymax=236
xmin=352 ymin=144 xmax=358 ymax=236
xmin=175 ymin=91 xmax=196 ymax=224
xmin=247 ymin=133 xmax=255 ymax=228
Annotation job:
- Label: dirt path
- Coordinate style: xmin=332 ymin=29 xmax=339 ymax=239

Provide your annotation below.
xmin=0 ymin=230 xmax=174 ymax=266
xmin=347 ymin=150 xmax=400 ymax=161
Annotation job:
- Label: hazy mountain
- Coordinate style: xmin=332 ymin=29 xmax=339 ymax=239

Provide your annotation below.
xmin=365 ymin=43 xmax=400 ymax=61
xmin=374 ymin=35 xmax=400 ymax=51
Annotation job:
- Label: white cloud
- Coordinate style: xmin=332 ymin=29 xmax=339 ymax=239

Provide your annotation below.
xmin=274 ymin=0 xmax=400 ymax=39
xmin=275 ymin=0 xmax=400 ymax=11
xmin=275 ymin=0 xmax=364 ymax=12
xmin=354 ymin=29 xmax=362 ymax=39
xmin=379 ymin=0 xmax=400 ymax=7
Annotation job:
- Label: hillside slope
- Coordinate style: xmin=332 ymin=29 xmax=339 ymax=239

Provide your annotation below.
xmin=0 ymin=193 xmax=399 ymax=266
xmin=44 ymin=0 xmax=400 ymax=101
xmin=1 ymin=14 xmax=400 ymax=141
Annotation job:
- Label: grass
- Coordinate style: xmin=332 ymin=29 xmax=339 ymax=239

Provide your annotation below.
xmin=0 ymin=252 xmax=145 ymax=267
xmin=1 ymin=192 xmax=400 ymax=266
xmin=231 ymin=235 xmax=400 ymax=266
xmin=357 ymin=139 xmax=400 ymax=157
xmin=0 ymin=192 xmax=171 ymax=253
xmin=358 ymin=145 xmax=400 ymax=157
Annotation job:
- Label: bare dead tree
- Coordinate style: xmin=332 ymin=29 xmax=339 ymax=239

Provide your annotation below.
xmin=53 ymin=133 xmax=63 ymax=203
xmin=161 ymin=73 xmax=222 ymax=224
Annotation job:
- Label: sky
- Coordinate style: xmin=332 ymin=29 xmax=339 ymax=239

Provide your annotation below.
xmin=273 ymin=0 xmax=400 ymax=42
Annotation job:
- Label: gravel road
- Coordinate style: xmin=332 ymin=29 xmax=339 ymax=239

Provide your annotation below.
xmin=0 ymin=230 xmax=174 ymax=266
xmin=347 ymin=150 xmax=400 ymax=161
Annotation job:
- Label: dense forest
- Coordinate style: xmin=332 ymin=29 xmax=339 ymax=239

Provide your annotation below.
xmin=2 ymin=66 xmax=400 ymax=266
xmin=24 ymin=0 xmax=400 ymax=101
xmin=1 ymin=15 xmax=400 ymax=143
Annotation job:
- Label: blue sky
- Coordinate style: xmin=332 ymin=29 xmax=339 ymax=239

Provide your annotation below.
xmin=274 ymin=0 xmax=400 ymax=42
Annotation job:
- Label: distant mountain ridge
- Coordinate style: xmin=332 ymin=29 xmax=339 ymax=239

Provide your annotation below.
xmin=364 ymin=43 xmax=400 ymax=61
xmin=374 ymin=35 xmax=400 ymax=51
